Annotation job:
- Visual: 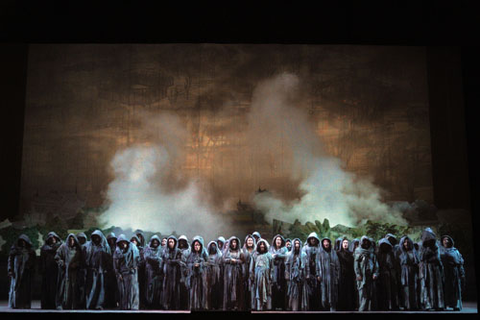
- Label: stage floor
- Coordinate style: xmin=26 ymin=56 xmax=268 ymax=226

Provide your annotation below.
xmin=0 ymin=300 xmax=477 ymax=313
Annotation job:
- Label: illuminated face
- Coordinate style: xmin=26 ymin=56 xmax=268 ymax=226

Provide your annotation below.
xmin=168 ymin=239 xmax=175 ymax=249
xmin=131 ymin=239 xmax=138 ymax=246
xmin=51 ymin=237 xmax=57 ymax=244
xmin=286 ymin=241 xmax=291 ymax=248
xmin=323 ymin=239 xmax=330 ymax=249
xmin=119 ymin=241 xmax=128 ymax=250
xmin=69 ymin=236 xmax=75 ymax=247
xmin=442 ymin=237 xmax=451 ymax=248
xmin=78 ymin=237 xmax=86 ymax=245
xmin=217 ymin=241 xmax=224 ymax=249
xmin=259 ymin=242 xmax=265 ymax=252
xmin=246 ymin=237 xmax=254 ymax=248
xmin=231 ymin=239 xmax=238 ymax=249
xmin=403 ymin=239 xmax=409 ymax=249
xmin=342 ymin=239 xmax=349 ymax=250
xmin=294 ymin=240 xmax=300 ymax=250
xmin=194 ymin=241 xmax=201 ymax=252
xmin=161 ymin=238 xmax=167 ymax=247
xmin=275 ymin=237 xmax=282 ymax=248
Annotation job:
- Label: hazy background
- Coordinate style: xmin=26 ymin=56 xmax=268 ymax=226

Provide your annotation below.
xmin=19 ymin=44 xmax=433 ymax=236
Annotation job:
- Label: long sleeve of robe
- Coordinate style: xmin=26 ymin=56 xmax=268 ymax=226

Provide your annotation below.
xmin=113 ymin=235 xmax=140 ymax=310
xmin=40 ymin=232 xmax=62 ymax=309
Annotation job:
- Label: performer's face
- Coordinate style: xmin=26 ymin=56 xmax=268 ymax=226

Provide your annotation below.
xmin=131 ymin=239 xmax=138 ymax=246
xmin=442 ymin=237 xmax=451 ymax=248
xmin=247 ymin=237 xmax=254 ymax=248
xmin=69 ymin=237 xmax=75 ymax=247
xmin=51 ymin=237 xmax=57 ymax=244
xmin=194 ymin=241 xmax=201 ymax=252
xmin=168 ymin=239 xmax=175 ymax=249
xmin=259 ymin=242 xmax=265 ymax=252
xmin=323 ymin=240 xmax=330 ymax=249
xmin=161 ymin=239 xmax=167 ymax=247
xmin=120 ymin=242 xmax=127 ymax=250
xmin=275 ymin=237 xmax=282 ymax=248
xmin=342 ymin=239 xmax=349 ymax=250
xmin=231 ymin=240 xmax=237 ymax=249
xmin=92 ymin=235 xmax=100 ymax=245
xmin=286 ymin=241 xmax=291 ymax=248
xmin=151 ymin=239 xmax=159 ymax=248
xmin=294 ymin=240 xmax=300 ymax=250
xmin=309 ymin=238 xmax=317 ymax=246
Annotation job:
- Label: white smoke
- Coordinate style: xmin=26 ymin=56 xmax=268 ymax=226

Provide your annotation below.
xmin=98 ymin=113 xmax=232 ymax=239
xmin=249 ymin=72 xmax=408 ymax=227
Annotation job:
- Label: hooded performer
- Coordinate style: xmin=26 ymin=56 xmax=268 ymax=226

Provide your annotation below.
xmin=354 ymin=236 xmax=379 ymax=311
xmin=269 ymin=234 xmax=288 ymax=310
xmin=161 ymin=235 xmax=183 ymax=310
xmin=285 ymin=238 xmax=308 ymax=311
xmin=39 ymin=231 xmax=62 ymax=309
xmin=133 ymin=230 xmax=147 ymax=308
xmin=113 ymin=234 xmax=140 ymax=310
xmin=186 ymin=236 xmax=207 ymax=310
xmin=316 ymin=237 xmax=340 ymax=311
xmin=398 ymin=236 xmax=420 ymax=311
xmin=76 ymin=232 xmax=88 ymax=309
xmin=8 ymin=234 xmax=36 ymax=309
xmin=242 ymin=234 xmax=257 ymax=310
xmin=84 ymin=230 xmax=111 ymax=310
xmin=250 ymin=238 xmax=273 ymax=310
xmin=176 ymin=235 xmax=190 ymax=310
xmin=376 ymin=237 xmax=399 ymax=311
xmin=336 ymin=237 xmax=356 ymax=311
xmin=55 ymin=233 xmax=83 ymax=310
xmin=303 ymin=232 xmax=321 ymax=310
xmin=440 ymin=235 xmax=465 ymax=311
xmin=419 ymin=228 xmax=445 ymax=311
xmin=205 ymin=240 xmax=223 ymax=310
xmin=223 ymin=236 xmax=245 ymax=310
xmin=105 ymin=232 xmax=118 ymax=309
xmin=143 ymin=235 xmax=163 ymax=309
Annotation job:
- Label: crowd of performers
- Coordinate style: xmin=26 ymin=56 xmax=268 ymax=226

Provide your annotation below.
xmin=7 ymin=227 xmax=466 ymax=312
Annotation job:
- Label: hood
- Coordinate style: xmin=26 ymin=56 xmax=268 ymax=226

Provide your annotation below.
xmin=107 ymin=232 xmax=117 ymax=241
xmin=421 ymin=228 xmax=437 ymax=247
xmin=334 ymin=237 xmax=343 ymax=251
xmin=291 ymin=238 xmax=303 ymax=252
xmin=134 ymin=229 xmax=146 ymax=247
xmin=378 ymin=238 xmax=393 ymax=252
xmin=46 ymin=231 xmax=62 ymax=244
xmin=399 ymin=236 xmax=415 ymax=252
xmin=76 ymin=232 xmax=87 ymax=242
xmin=217 ymin=236 xmax=226 ymax=243
xmin=243 ymin=234 xmax=257 ymax=250
xmin=178 ymin=235 xmax=190 ymax=250
xmin=359 ymin=236 xmax=372 ymax=250
xmin=349 ymin=238 xmax=360 ymax=252
xmin=306 ymin=232 xmax=320 ymax=246
xmin=440 ymin=235 xmax=455 ymax=248
xmin=227 ymin=236 xmax=241 ymax=251
xmin=252 ymin=231 xmax=261 ymax=239
xmin=320 ymin=237 xmax=333 ymax=251
xmin=166 ymin=235 xmax=178 ymax=251
xmin=116 ymin=233 xmax=129 ymax=245
xmin=17 ymin=234 xmax=33 ymax=248
xmin=191 ymin=235 xmax=205 ymax=253
xmin=256 ymin=238 xmax=270 ymax=254
xmin=337 ymin=236 xmax=350 ymax=252
xmin=385 ymin=233 xmax=398 ymax=246
xmin=271 ymin=234 xmax=285 ymax=249
xmin=130 ymin=234 xmax=141 ymax=245
xmin=148 ymin=235 xmax=161 ymax=247
xmin=207 ymin=240 xmax=221 ymax=255
xmin=65 ymin=233 xmax=81 ymax=248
